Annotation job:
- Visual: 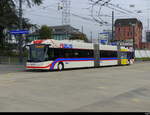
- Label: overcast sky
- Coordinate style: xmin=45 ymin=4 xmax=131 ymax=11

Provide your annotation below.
xmin=23 ymin=0 xmax=150 ymax=41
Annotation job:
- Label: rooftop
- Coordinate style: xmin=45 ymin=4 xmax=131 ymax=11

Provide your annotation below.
xmin=50 ymin=25 xmax=82 ymax=35
xmin=115 ymin=18 xmax=143 ymax=28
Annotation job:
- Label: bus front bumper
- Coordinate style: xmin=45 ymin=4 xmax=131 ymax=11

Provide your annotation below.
xmin=26 ymin=61 xmax=53 ymax=70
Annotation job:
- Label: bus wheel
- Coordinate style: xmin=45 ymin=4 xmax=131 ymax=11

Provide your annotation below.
xmin=57 ymin=63 xmax=64 ymax=71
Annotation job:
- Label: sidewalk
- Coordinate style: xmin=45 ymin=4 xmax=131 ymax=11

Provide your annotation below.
xmin=0 ymin=64 xmax=26 ymax=74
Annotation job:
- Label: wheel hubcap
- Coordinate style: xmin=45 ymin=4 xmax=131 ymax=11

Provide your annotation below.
xmin=59 ymin=64 xmax=63 ymax=70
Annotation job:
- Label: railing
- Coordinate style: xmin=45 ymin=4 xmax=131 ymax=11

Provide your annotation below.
xmin=0 ymin=56 xmax=27 ymax=65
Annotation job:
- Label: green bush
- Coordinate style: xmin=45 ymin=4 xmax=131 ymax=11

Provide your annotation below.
xmin=135 ymin=57 xmax=150 ymax=61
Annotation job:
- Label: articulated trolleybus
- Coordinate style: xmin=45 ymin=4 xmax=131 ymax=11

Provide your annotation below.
xmin=26 ymin=39 xmax=134 ymax=71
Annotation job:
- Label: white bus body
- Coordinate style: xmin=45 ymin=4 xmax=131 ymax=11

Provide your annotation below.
xmin=26 ymin=39 xmax=134 ymax=70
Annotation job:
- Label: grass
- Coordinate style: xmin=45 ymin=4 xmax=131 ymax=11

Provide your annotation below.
xmin=135 ymin=57 xmax=150 ymax=61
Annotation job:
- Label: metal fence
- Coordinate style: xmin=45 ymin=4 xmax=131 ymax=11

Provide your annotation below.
xmin=0 ymin=56 xmax=27 ymax=65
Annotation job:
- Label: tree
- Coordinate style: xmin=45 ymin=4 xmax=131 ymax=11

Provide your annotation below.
xmin=70 ymin=33 xmax=88 ymax=42
xmin=0 ymin=0 xmax=44 ymax=54
xmin=0 ymin=0 xmax=18 ymax=49
xmin=11 ymin=0 xmax=43 ymax=7
xmin=0 ymin=0 xmax=44 ymax=43
xmin=0 ymin=0 xmax=44 ymax=31
xmin=39 ymin=25 xmax=52 ymax=39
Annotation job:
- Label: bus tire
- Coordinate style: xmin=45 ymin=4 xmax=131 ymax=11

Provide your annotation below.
xmin=57 ymin=63 xmax=64 ymax=71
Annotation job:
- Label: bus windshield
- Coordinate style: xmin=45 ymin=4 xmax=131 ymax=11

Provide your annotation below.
xmin=28 ymin=44 xmax=48 ymax=62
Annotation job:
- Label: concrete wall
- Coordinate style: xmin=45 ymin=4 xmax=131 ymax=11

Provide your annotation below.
xmin=135 ymin=50 xmax=150 ymax=58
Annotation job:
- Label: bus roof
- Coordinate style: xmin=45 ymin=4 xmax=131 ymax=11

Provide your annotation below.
xmin=30 ymin=39 xmax=130 ymax=51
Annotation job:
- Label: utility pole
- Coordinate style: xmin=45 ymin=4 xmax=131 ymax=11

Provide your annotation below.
xmin=132 ymin=25 xmax=135 ymax=50
xmin=61 ymin=0 xmax=71 ymax=25
xmin=131 ymin=24 xmax=136 ymax=59
xmin=19 ymin=0 xmax=23 ymax=64
xmin=81 ymin=25 xmax=83 ymax=33
xmin=112 ymin=11 xmax=114 ymax=41
xmin=147 ymin=9 xmax=150 ymax=30
xmin=148 ymin=18 xmax=150 ymax=30
xmin=90 ymin=31 xmax=93 ymax=43
xmin=117 ymin=41 xmax=121 ymax=65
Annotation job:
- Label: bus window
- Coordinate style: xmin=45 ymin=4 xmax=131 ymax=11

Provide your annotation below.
xmin=72 ymin=50 xmax=80 ymax=58
xmin=28 ymin=44 xmax=46 ymax=62
xmin=64 ymin=49 xmax=72 ymax=58
xmin=72 ymin=50 xmax=93 ymax=58
xmin=54 ymin=48 xmax=64 ymax=59
xmin=47 ymin=48 xmax=55 ymax=60
xmin=100 ymin=51 xmax=117 ymax=58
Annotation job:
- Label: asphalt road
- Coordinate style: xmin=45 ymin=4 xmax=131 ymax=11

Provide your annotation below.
xmin=0 ymin=64 xmax=25 ymax=75
xmin=0 ymin=62 xmax=150 ymax=112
